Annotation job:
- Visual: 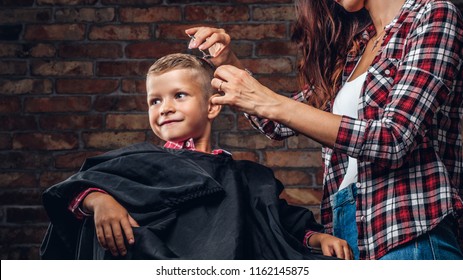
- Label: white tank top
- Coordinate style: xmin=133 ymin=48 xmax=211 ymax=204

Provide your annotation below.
xmin=332 ymin=72 xmax=367 ymax=190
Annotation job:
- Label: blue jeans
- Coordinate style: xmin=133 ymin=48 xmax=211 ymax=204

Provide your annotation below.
xmin=332 ymin=183 xmax=360 ymax=260
xmin=379 ymin=216 xmax=463 ymax=260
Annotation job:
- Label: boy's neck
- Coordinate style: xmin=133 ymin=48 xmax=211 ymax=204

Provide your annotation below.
xmin=191 ymin=123 xmax=213 ymax=153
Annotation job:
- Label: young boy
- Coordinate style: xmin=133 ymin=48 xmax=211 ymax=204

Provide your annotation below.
xmin=41 ymin=54 xmax=351 ymax=260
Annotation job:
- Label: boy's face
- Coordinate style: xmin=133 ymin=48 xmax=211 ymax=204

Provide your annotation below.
xmin=146 ymin=68 xmax=211 ymax=143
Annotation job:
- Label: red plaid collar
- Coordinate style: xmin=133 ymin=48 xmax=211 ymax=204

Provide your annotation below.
xmin=163 ymin=138 xmax=229 ymax=155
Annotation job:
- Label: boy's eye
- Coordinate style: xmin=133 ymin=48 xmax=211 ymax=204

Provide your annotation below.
xmin=175 ymin=92 xmax=187 ymax=99
xmin=150 ymin=98 xmax=161 ymax=105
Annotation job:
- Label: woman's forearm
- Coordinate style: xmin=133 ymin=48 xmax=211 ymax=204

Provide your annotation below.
xmin=266 ymin=93 xmax=342 ymax=148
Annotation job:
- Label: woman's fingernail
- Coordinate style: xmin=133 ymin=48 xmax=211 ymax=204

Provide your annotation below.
xmin=189 ymin=41 xmax=197 ymax=49
xmin=129 ymin=238 xmax=134 ymax=244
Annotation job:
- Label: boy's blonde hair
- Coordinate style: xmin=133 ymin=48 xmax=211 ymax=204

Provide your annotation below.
xmin=147 ymin=53 xmax=215 ymax=97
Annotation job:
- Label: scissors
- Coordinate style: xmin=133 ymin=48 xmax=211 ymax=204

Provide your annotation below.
xmin=187 ymin=34 xmax=213 ymax=59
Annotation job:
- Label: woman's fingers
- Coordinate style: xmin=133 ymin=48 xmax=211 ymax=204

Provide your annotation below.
xmin=186 ymin=27 xmax=226 ymax=45
xmin=199 ymin=32 xmax=229 ymax=54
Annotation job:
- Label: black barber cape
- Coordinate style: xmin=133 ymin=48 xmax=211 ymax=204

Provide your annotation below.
xmin=41 ymin=142 xmax=331 ymax=260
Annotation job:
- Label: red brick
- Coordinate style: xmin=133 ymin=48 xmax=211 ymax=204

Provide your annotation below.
xmin=279 ymin=187 xmax=323 ymax=206
xmin=39 ymin=171 xmax=74 ymax=188
xmin=31 ymin=60 xmax=93 ymax=77
xmin=252 ymin=6 xmax=295 ymax=21
xmin=0 ymin=152 xmax=53 ymax=170
xmin=121 ymin=79 xmax=146 ymax=94
xmin=287 ymin=136 xmax=322 ymax=149
xmin=0 ymin=79 xmax=52 ymax=95
xmin=0 ymin=96 xmax=21 ymax=113
xmin=1 ymin=245 xmax=41 ymax=260
xmin=39 ymin=114 xmax=103 ymax=130
xmin=230 ymin=151 xmax=259 ymax=162
xmin=237 ymin=0 xmax=292 ymax=3
xmin=219 ymin=132 xmax=283 ymax=149
xmin=2 ymin=43 xmax=32 ymax=58
xmin=274 ymin=169 xmax=311 ymax=186
xmin=125 ymin=42 xmax=186 ymax=58
xmin=0 ymin=43 xmax=22 ymax=57
xmin=237 ymin=114 xmax=257 ymax=131
xmin=257 ymin=41 xmax=298 ymax=56
xmin=1 ymin=116 xmax=37 ymax=130
xmin=120 ymin=7 xmax=181 ymax=22
xmin=0 ymin=134 xmax=12 ymax=150
xmin=6 ymin=207 xmax=49 ymax=224
xmin=24 ymin=24 xmax=85 ymax=40
xmin=0 ymin=189 xmax=43 ymax=206
xmin=55 ymin=8 xmax=115 ymax=22
xmin=59 ymin=43 xmax=122 ymax=58
xmin=0 ymin=226 xmax=47 ymax=245
xmin=242 ymin=58 xmax=293 ymax=74
xmin=93 ymin=95 xmax=147 ymax=112
xmin=2 ymin=0 xmax=34 ymax=6
xmin=257 ymin=76 xmax=300 ymax=93
xmin=97 ymin=61 xmax=152 ymax=77
xmin=24 ymin=96 xmax=92 ymax=113
xmin=89 ymin=25 xmax=151 ymax=41
xmin=212 ymin=113 xmax=235 ymax=131
xmin=169 ymin=0 xmax=229 ymax=2
xmin=106 ymin=114 xmax=149 ymax=130
xmin=315 ymin=167 xmax=324 ymax=186
xmin=0 ymin=172 xmax=37 ymax=188
xmin=101 ymin=0 xmax=161 ymax=4
xmin=83 ymin=131 xmax=146 ymax=149
xmin=145 ymin=132 xmax=164 ymax=146
xmin=54 ymin=151 xmax=103 ymax=169
xmin=0 ymin=61 xmax=27 ymax=75
xmin=13 ymin=133 xmax=78 ymax=150
xmin=0 ymin=8 xmax=51 ymax=24
xmin=264 ymin=151 xmax=322 ymax=168
xmin=224 ymin=24 xmax=287 ymax=40
xmin=56 ymin=79 xmax=119 ymax=94
xmin=157 ymin=24 xmax=201 ymax=40
xmin=185 ymin=6 xmax=249 ymax=22
xmin=38 ymin=0 xmax=97 ymax=4
xmin=230 ymin=42 xmax=253 ymax=57
xmin=29 ymin=43 xmax=56 ymax=57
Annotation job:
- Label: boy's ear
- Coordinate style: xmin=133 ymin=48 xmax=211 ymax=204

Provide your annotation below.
xmin=207 ymin=93 xmax=222 ymax=120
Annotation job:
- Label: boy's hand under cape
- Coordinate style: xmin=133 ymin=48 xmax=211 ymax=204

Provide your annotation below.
xmin=83 ymin=192 xmax=140 ymax=256
xmin=308 ymin=233 xmax=353 ymax=260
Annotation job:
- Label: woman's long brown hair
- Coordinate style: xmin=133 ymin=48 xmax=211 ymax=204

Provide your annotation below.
xmin=292 ymin=0 xmax=370 ymax=109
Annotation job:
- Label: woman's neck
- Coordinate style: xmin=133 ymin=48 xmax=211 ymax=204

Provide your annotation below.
xmin=365 ymin=0 xmax=406 ymax=34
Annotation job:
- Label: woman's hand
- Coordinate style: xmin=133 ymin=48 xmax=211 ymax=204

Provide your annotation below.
xmin=308 ymin=233 xmax=353 ymax=260
xmin=185 ymin=26 xmax=242 ymax=68
xmin=211 ymin=65 xmax=284 ymax=119
xmin=83 ymin=192 xmax=139 ymax=257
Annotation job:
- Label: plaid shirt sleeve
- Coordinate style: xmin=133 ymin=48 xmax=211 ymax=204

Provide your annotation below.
xmin=334 ymin=1 xmax=461 ymax=169
xmin=68 ymin=187 xmax=108 ymax=219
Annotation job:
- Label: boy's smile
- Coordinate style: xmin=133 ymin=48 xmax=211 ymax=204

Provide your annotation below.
xmin=146 ymin=68 xmax=212 ymax=144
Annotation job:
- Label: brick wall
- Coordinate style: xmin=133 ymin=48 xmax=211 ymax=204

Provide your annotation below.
xmin=1 ymin=0 xmax=462 ymax=259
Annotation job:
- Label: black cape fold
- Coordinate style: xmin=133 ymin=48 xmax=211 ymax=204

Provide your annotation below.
xmin=41 ymin=142 xmax=332 ymax=260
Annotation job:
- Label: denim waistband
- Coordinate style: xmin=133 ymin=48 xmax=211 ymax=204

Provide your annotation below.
xmin=332 ymin=183 xmax=357 ymax=209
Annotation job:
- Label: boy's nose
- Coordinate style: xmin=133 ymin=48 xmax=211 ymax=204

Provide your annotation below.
xmin=160 ymin=100 xmax=175 ymax=115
